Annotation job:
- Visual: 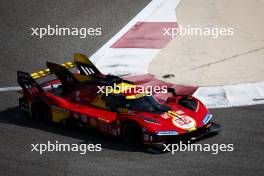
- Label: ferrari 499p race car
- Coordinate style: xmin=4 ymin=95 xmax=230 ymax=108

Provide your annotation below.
xmin=17 ymin=54 xmax=220 ymax=148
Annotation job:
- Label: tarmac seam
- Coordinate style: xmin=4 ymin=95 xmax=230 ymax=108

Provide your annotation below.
xmin=177 ymin=46 xmax=264 ymax=73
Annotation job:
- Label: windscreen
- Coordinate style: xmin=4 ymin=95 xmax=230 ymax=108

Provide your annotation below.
xmin=125 ymin=96 xmax=171 ymax=113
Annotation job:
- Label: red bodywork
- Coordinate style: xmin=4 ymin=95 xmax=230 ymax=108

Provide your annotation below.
xmin=17 ymin=56 xmax=218 ymax=146
xmin=19 ymin=78 xmax=212 ymax=145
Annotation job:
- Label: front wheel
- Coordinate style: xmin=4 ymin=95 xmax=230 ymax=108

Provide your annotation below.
xmin=122 ymin=121 xmax=143 ymax=148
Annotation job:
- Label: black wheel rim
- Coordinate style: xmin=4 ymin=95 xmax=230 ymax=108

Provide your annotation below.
xmin=34 ymin=102 xmax=51 ymax=122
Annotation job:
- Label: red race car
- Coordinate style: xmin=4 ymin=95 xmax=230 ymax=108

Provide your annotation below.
xmin=17 ymin=53 xmax=220 ymax=148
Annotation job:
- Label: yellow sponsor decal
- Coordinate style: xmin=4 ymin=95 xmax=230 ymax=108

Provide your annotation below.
xmin=51 ymin=106 xmax=70 ymax=123
xmin=125 ymin=93 xmax=149 ymax=99
xmin=74 ymin=53 xmax=91 ymax=64
xmin=168 ymin=111 xmax=179 ymax=117
xmin=188 ymin=127 xmax=197 ymax=132
xmin=31 ymin=61 xmax=76 ymax=79
xmin=107 ymin=82 xmax=135 ymax=94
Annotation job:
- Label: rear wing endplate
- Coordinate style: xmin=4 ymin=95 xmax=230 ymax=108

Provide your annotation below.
xmin=17 ymin=71 xmax=44 ymax=95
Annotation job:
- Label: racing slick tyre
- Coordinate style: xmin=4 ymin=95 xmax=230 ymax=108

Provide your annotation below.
xmin=32 ymin=99 xmax=52 ymax=122
xmin=122 ymin=121 xmax=143 ymax=148
xmin=18 ymin=97 xmax=31 ymax=119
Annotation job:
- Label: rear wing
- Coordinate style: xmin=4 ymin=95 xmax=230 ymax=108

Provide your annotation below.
xmin=17 ymin=53 xmax=100 ymax=94
xmin=30 ymin=54 xmax=101 ymax=80
xmin=47 ymin=61 xmax=79 ymax=92
xmin=30 ymin=61 xmax=76 ymax=79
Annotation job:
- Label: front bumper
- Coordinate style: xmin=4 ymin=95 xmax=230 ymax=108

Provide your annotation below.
xmin=144 ymin=122 xmax=221 ymax=145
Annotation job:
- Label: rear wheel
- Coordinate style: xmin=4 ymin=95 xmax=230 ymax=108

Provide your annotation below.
xmin=122 ymin=121 xmax=143 ymax=148
xmin=18 ymin=98 xmax=30 ymax=118
xmin=32 ymin=100 xmax=52 ymax=122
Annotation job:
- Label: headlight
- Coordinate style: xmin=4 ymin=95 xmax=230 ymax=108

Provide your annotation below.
xmin=202 ymin=114 xmax=213 ymax=125
xmin=156 ymin=131 xmax=179 ymax=136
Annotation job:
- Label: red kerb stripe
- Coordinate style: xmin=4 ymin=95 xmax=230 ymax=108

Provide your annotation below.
xmin=111 ymin=22 xmax=177 ymax=49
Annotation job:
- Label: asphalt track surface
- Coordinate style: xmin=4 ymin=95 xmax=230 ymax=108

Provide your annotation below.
xmin=0 ymin=1 xmax=263 ymax=176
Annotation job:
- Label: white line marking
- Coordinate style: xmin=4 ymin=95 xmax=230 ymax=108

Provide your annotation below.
xmin=96 ymin=48 xmax=160 ymax=75
xmin=0 ymin=87 xmax=22 ymax=92
xmin=193 ymin=82 xmax=264 ymax=108
xmin=0 ymin=84 xmax=62 ymax=92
